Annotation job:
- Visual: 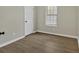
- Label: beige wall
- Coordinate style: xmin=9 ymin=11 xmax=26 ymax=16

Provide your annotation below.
xmin=77 ymin=7 xmax=79 ymax=39
xmin=33 ymin=6 xmax=38 ymax=31
xmin=0 ymin=6 xmax=25 ymax=45
xmin=77 ymin=7 xmax=79 ymax=46
xmin=0 ymin=6 xmax=78 ymax=45
xmin=36 ymin=6 xmax=77 ymax=36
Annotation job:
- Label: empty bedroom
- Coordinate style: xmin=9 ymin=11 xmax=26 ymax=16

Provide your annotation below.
xmin=0 ymin=6 xmax=79 ymax=53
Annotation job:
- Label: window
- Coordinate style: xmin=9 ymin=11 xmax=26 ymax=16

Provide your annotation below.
xmin=46 ymin=6 xmax=57 ymax=26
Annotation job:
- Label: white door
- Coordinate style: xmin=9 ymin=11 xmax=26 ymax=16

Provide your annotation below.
xmin=24 ymin=6 xmax=33 ymax=36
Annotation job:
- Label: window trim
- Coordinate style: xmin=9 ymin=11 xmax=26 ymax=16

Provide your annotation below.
xmin=45 ymin=6 xmax=58 ymax=27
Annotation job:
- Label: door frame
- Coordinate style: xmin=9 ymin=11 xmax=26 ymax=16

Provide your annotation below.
xmin=24 ymin=6 xmax=34 ymax=36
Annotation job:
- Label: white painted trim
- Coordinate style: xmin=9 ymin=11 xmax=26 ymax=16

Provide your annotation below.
xmin=0 ymin=30 xmax=77 ymax=48
xmin=78 ymin=40 xmax=79 ymax=48
xmin=24 ymin=6 xmax=34 ymax=36
xmin=0 ymin=35 xmax=25 ymax=48
xmin=32 ymin=31 xmax=37 ymax=33
xmin=77 ymin=37 xmax=79 ymax=48
xmin=37 ymin=30 xmax=77 ymax=39
xmin=77 ymin=36 xmax=79 ymax=40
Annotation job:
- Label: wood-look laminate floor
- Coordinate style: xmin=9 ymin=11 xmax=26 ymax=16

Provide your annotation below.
xmin=0 ymin=32 xmax=79 ymax=53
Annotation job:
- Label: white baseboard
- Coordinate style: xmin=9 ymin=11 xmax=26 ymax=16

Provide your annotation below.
xmin=0 ymin=35 xmax=25 ymax=48
xmin=32 ymin=31 xmax=37 ymax=33
xmin=0 ymin=30 xmax=36 ymax=48
xmin=77 ymin=37 xmax=79 ymax=48
xmin=78 ymin=40 xmax=79 ymax=48
xmin=0 ymin=30 xmax=77 ymax=48
xmin=37 ymin=30 xmax=77 ymax=39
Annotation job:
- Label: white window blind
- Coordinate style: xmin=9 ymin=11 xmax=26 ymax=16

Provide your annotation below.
xmin=46 ymin=6 xmax=57 ymax=26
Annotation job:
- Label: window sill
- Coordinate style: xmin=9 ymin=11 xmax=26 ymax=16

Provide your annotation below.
xmin=46 ymin=24 xmax=57 ymax=27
